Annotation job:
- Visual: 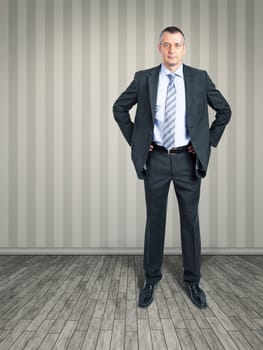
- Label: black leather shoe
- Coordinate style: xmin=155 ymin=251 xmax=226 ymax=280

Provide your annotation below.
xmin=184 ymin=283 xmax=207 ymax=309
xmin=138 ymin=283 xmax=157 ymax=308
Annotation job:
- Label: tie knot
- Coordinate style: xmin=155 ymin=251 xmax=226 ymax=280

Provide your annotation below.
xmin=167 ymin=74 xmax=175 ymax=82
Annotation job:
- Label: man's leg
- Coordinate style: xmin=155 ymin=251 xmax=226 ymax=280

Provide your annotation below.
xmin=172 ymin=152 xmax=207 ymax=308
xmin=143 ymin=150 xmax=171 ymax=285
xmin=172 ymin=152 xmax=201 ymax=284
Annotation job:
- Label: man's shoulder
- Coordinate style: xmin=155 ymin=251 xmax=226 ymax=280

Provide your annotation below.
xmin=183 ymin=64 xmax=207 ymax=76
xmin=134 ymin=65 xmax=161 ymax=78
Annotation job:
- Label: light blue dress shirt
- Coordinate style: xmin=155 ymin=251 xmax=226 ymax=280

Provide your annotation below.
xmin=153 ymin=64 xmax=190 ymax=148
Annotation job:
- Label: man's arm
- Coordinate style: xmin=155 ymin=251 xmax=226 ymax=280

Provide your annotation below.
xmin=113 ymin=77 xmax=138 ymax=146
xmin=206 ymin=73 xmax=232 ymax=147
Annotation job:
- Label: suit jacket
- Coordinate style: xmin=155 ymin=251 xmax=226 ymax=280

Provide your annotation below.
xmin=113 ymin=64 xmax=231 ymax=179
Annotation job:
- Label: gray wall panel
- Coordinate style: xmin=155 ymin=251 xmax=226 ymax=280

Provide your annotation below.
xmin=1 ymin=0 xmax=262 ymax=252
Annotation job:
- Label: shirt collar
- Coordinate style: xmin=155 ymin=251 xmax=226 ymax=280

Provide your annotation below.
xmin=160 ymin=63 xmax=184 ymax=78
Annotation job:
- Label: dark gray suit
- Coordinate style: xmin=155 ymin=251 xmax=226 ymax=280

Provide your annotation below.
xmin=113 ymin=64 xmax=231 ymax=285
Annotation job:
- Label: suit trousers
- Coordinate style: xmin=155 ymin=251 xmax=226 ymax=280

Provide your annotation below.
xmin=143 ymin=148 xmax=201 ymax=285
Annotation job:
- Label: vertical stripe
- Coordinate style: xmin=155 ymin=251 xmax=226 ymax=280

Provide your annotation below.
xmin=45 ymin=0 xmax=54 ymax=247
xmin=90 ymin=0 xmax=101 ymax=247
xmin=136 ymin=0 xmax=146 ymax=248
xmin=154 ymin=0 xmax=163 ymax=64
xmin=245 ymin=0 xmax=255 ymax=247
xmin=81 ymin=0 xmax=91 ymax=247
xmin=117 ymin=0 xmax=127 ymax=248
xmin=199 ymin=0 xmax=210 ymax=248
xmin=217 ymin=0 xmax=228 ymax=248
xmin=145 ymin=0 xmax=155 ymax=67
xmin=208 ymin=0 xmax=218 ymax=248
xmin=36 ymin=0 xmax=46 ymax=247
xmin=173 ymin=0 xmax=182 ymax=29
xmin=163 ymin=0 xmax=173 ymax=26
xmin=27 ymin=0 xmax=36 ymax=247
xmin=227 ymin=0 xmax=237 ymax=247
xmin=72 ymin=0 xmax=82 ymax=247
xmin=108 ymin=0 xmax=119 ymax=248
xmin=17 ymin=0 xmax=27 ymax=247
xmin=63 ymin=0 xmax=73 ymax=247
xmin=191 ymin=0 xmax=200 ymax=67
xmin=181 ymin=0 xmax=191 ymax=65
xmin=0 ymin=0 xmax=262 ymax=252
xmin=54 ymin=0 xmax=64 ymax=247
xmin=126 ymin=0 xmax=137 ymax=248
xmin=254 ymin=0 xmax=263 ymax=247
xmin=100 ymin=0 xmax=109 ymax=248
xmin=235 ymin=0 xmax=246 ymax=247
xmin=0 ymin=0 xmax=9 ymax=247
xmin=8 ymin=0 xmax=18 ymax=248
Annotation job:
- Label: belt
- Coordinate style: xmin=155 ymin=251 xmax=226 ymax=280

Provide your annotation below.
xmin=152 ymin=143 xmax=189 ymax=155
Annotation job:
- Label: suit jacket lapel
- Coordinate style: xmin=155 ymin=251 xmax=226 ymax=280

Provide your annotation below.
xmin=148 ymin=65 xmax=161 ymax=119
xmin=183 ymin=64 xmax=193 ymax=118
xmin=147 ymin=64 xmax=193 ymax=121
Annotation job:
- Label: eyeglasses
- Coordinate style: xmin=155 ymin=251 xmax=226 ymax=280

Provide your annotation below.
xmin=161 ymin=42 xmax=184 ymax=49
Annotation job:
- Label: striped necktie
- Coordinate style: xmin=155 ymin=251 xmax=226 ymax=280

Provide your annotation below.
xmin=163 ymin=74 xmax=176 ymax=150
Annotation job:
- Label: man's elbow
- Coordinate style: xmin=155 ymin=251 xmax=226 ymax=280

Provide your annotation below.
xmin=112 ymin=102 xmax=121 ymax=121
xmin=226 ymin=105 xmax=232 ymax=124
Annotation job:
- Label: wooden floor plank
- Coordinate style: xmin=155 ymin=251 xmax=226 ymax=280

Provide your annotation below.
xmin=176 ymin=328 xmax=195 ymax=350
xmin=67 ymin=331 xmax=86 ymax=350
xmin=206 ymin=317 xmax=239 ymax=350
xmin=100 ymin=298 xmax=117 ymax=331
xmin=138 ymin=319 xmax=153 ymax=350
xmin=148 ymin=300 xmax=162 ymax=330
xmin=161 ymin=319 xmax=181 ymax=350
xmin=201 ymin=328 xmax=224 ymax=350
xmin=126 ymin=300 xmax=137 ymax=333
xmin=52 ymin=320 xmax=77 ymax=350
xmin=109 ymin=319 xmax=125 ymax=350
xmin=151 ymin=329 xmax=167 ymax=350
xmin=228 ymin=330 xmax=254 ymax=350
xmin=127 ymin=256 xmax=136 ymax=301
xmin=38 ymin=333 xmax=59 ymax=350
xmin=81 ymin=317 xmax=102 ymax=350
xmin=0 ymin=255 xmax=262 ymax=350
xmin=0 ymin=320 xmax=31 ymax=350
xmin=95 ymin=330 xmax=112 ymax=350
xmin=76 ymin=299 xmax=96 ymax=331
xmin=8 ymin=331 xmax=34 ymax=350
xmin=206 ymin=296 xmax=237 ymax=331
xmin=185 ymin=319 xmax=210 ymax=349
xmin=23 ymin=319 xmax=55 ymax=350
xmin=125 ymin=332 xmax=138 ymax=350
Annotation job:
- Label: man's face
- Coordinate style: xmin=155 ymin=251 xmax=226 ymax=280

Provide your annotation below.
xmin=158 ymin=31 xmax=186 ymax=72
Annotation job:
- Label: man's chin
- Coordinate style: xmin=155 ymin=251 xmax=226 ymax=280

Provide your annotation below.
xmin=166 ymin=59 xmax=177 ymax=66
xmin=167 ymin=62 xmax=177 ymax=69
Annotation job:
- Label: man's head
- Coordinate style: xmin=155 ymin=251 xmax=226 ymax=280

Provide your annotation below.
xmin=158 ymin=26 xmax=186 ymax=72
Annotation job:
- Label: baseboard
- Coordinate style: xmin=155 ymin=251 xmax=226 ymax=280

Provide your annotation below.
xmin=0 ymin=247 xmax=263 ymax=255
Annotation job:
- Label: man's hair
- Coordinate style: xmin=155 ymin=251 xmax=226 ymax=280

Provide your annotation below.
xmin=159 ymin=26 xmax=185 ymax=43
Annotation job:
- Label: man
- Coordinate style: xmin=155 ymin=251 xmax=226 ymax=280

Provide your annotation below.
xmin=113 ymin=26 xmax=231 ymax=309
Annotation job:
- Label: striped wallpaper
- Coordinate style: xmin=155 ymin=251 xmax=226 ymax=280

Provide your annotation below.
xmin=0 ymin=0 xmax=263 ymax=253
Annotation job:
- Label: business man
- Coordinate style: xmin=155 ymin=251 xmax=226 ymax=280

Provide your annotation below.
xmin=113 ymin=26 xmax=231 ymax=309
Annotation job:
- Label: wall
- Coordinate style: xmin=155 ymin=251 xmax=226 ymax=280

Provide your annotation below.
xmin=0 ymin=0 xmax=263 ymax=253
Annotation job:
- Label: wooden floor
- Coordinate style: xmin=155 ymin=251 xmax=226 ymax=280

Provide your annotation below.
xmin=0 ymin=255 xmax=263 ymax=350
